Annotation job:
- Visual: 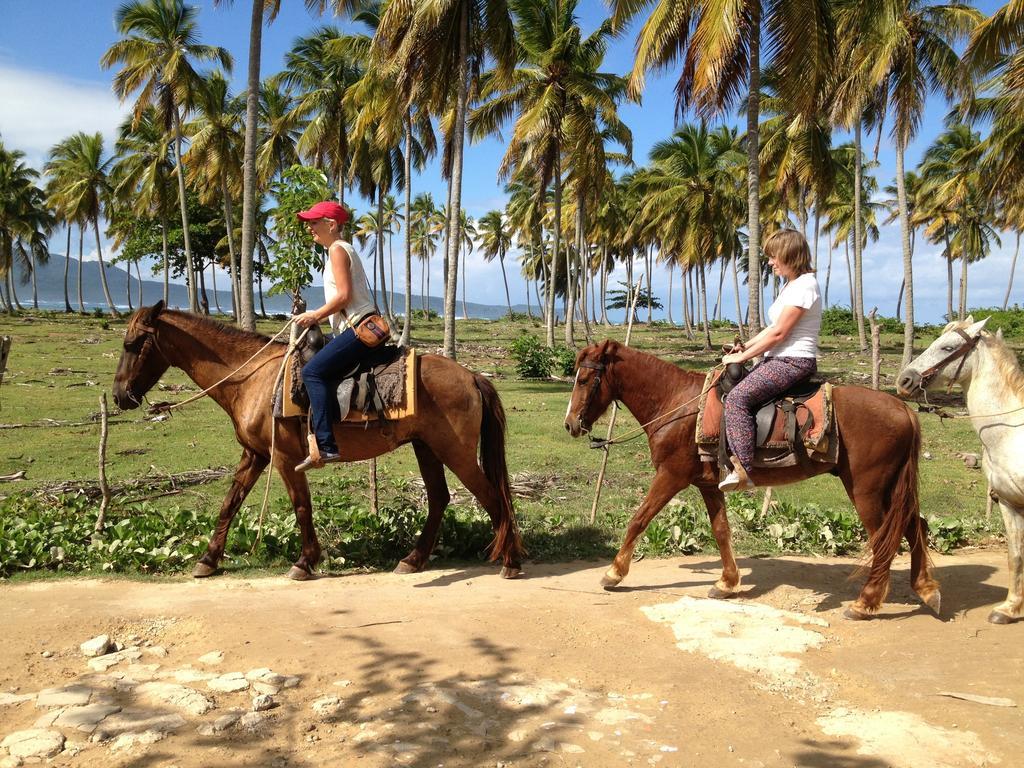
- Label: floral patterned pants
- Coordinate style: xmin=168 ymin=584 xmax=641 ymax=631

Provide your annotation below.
xmin=724 ymin=356 xmax=818 ymax=474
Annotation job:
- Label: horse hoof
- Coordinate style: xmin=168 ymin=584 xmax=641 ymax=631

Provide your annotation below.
xmin=500 ymin=566 xmax=522 ymax=579
xmin=192 ymin=562 xmax=217 ymax=578
xmin=600 ymin=569 xmax=623 ymax=589
xmin=987 ymin=609 xmax=1017 ymax=625
xmin=922 ymin=591 xmax=942 ymax=616
xmin=287 ymin=566 xmax=312 ymax=581
xmin=708 ymin=585 xmax=735 ymax=600
xmin=393 ymin=561 xmax=421 ymax=575
xmin=843 ymin=606 xmax=871 ymax=621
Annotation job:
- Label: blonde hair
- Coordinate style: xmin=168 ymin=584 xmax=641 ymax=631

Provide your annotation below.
xmin=764 ymin=229 xmax=813 ymax=276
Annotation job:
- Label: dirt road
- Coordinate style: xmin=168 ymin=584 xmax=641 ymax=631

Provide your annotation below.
xmin=0 ymin=551 xmax=1020 ymax=767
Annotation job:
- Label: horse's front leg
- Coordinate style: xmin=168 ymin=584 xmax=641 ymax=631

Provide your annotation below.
xmin=602 ymin=468 xmax=688 ymax=588
xmin=697 ymin=485 xmax=740 ymax=598
xmin=394 ymin=441 xmax=450 ymax=574
xmin=194 ymin=448 xmax=269 ymax=577
xmin=276 ymin=463 xmax=321 ymax=581
xmin=989 ymin=500 xmax=1024 ymax=624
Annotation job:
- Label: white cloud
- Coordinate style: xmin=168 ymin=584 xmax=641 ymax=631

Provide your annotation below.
xmin=0 ymin=63 xmax=129 ymax=168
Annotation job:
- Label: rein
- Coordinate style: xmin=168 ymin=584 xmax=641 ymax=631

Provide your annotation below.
xmin=587 ymin=363 xmax=725 ymax=449
xmin=146 ymin=319 xmax=297 ymax=414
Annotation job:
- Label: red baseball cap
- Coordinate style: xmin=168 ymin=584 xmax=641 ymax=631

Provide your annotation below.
xmin=296 ymin=200 xmax=350 ymax=224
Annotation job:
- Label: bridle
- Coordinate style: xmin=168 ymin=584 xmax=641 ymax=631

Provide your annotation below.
xmin=917 ymin=327 xmax=983 ymax=393
xmin=119 ymin=320 xmax=170 ymax=408
xmin=572 ymin=358 xmax=607 ymax=434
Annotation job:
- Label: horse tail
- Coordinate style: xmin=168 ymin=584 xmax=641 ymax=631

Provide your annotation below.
xmin=473 ymin=373 xmax=525 ymax=564
xmin=868 ymin=402 xmax=926 ymax=590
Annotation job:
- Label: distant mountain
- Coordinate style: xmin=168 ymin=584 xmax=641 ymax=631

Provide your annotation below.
xmin=6 ymin=254 xmax=531 ymax=320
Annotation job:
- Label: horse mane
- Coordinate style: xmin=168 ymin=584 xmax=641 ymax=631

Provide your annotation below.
xmin=944 ymin=319 xmax=1024 ymax=400
xmin=161 ymin=309 xmax=278 ymax=351
xmin=611 ymin=341 xmax=706 ymax=383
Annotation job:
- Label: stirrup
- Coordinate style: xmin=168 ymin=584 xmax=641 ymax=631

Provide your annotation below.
xmin=718 ymin=470 xmax=754 ymax=492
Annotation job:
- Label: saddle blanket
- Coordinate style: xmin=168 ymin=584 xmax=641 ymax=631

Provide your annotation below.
xmin=274 ymin=346 xmax=417 ymax=422
xmin=695 ymin=368 xmax=837 ymax=468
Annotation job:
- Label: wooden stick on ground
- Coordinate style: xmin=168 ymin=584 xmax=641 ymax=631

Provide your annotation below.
xmin=590 ymin=277 xmax=644 ymax=524
xmin=95 ymin=393 xmax=111 ymax=533
xmin=0 ymin=335 xmax=10 ymax=410
xmin=868 ymin=307 xmax=881 ymax=390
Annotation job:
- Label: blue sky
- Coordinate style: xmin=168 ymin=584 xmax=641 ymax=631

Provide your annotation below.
xmin=0 ymin=0 xmax=1017 ymax=323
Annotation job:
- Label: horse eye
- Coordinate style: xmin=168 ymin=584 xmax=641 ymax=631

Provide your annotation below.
xmin=941 ymin=345 xmax=956 ymax=352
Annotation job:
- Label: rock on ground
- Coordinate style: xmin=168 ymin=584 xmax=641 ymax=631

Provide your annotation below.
xmin=0 ymin=729 xmax=65 ymax=760
xmin=79 ymin=635 xmax=113 ymax=658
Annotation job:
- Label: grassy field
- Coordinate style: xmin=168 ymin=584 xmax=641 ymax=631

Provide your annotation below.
xmin=0 ymin=307 xmax=1011 ymax=578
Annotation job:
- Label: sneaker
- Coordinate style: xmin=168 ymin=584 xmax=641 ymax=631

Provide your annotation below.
xmin=718 ymin=470 xmax=754 ymax=492
xmin=295 ymin=450 xmax=342 ymax=473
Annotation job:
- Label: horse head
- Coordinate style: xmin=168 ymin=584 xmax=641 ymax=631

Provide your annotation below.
xmin=897 ymin=316 xmax=990 ymax=397
xmin=564 ymin=340 xmax=618 ymax=437
xmin=113 ymin=300 xmax=170 ymax=410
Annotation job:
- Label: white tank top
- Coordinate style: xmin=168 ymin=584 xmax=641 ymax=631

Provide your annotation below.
xmin=323 ymin=240 xmax=375 ymax=333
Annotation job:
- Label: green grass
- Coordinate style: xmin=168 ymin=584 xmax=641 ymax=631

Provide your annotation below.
xmin=0 ymin=308 xmax=1012 ymax=578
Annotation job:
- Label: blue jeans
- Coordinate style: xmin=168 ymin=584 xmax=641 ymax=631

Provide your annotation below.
xmin=302 ymin=327 xmax=369 ymax=454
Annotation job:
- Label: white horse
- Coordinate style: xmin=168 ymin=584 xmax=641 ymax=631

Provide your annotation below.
xmin=897 ymin=316 xmax=1024 ymax=624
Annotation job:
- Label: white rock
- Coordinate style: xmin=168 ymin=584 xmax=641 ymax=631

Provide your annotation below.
xmin=109 ymin=729 xmax=166 ymax=751
xmin=35 ymin=685 xmax=92 ymax=708
xmin=0 ymin=754 xmax=23 ymax=768
xmin=0 ymin=729 xmax=65 ymax=760
xmin=87 ymin=648 xmax=142 ymax=672
xmin=311 ymin=696 xmax=344 ymax=719
xmin=0 ymin=692 xmax=34 ymax=707
xmin=172 ymin=667 xmax=216 ymax=683
xmin=144 ymin=646 xmax=168 ymax=658
xmin=208 ymin=673 xmax=249 ymax=693
xmin=251 ymin=681 xmax=280 ymax=696
xmin=134 ymin=682 xmax=214 ymax=716
xmin=123 ymin=663 xmax=161 ymax=681
xmin=197 ymin=651 xmax=224 ymax=665
xmin=281 ymin=676 xmax=301 ymax=689
xmin=245 ymin=668 xmax=287 ymax=686
xmin=40 ymin=651 xmax=54 ymax=659
xmin=53 ymin=703 xmax=122 ymax=733
xmin=238 ymin=712 xmax=267 ymax=732
xmin=251 ymin=695 xmax=276 ymax=712
xmin=197 ymin=711 xmax=243 ymax=735
xmin=33 ymin=710 xmax=61 ymax=728
xmin=80 ymin=635 xmax=113 ymax=657
xmin=92 ymin=710 xmax=186 ymax=741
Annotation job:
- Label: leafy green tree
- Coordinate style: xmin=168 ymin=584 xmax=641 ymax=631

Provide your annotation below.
xmin=265 ymin=165 xmax=331 ymax=299
xmin=0 ymin=143 xmax=52 ymax=313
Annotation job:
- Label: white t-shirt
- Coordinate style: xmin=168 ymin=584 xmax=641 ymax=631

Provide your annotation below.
xmin=323 ymin=240 xmax=375 ymax=333
xmin=765 ymin=272 xmax=821 ymax=358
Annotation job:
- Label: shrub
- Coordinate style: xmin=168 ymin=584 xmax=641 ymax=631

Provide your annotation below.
xmin=962 ymin=307 xmax=1024 ymax=337
xmin=820 ymin=306 xmax=857 ymax=336
xmin=412 ymin=308 xmax=438 ymax=321
xmin=551 ymin=345 xmax=577 ymax=377
xmin=509 ymin=334 xmax=552 ymax=378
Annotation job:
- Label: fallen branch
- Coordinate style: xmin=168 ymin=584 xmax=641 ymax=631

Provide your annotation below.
xmin=0 ymin=470 xmax=27 ymax=482
xmin=34 ymin=467 xmax=232 ymax=503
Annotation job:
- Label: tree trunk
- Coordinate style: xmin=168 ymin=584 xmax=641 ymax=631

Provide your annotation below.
xmin=30 ymin=250 xmax=38 ymax=309
xmin=667 ymin=261 xmax=674 ymax=325
xmin=376 ymin=188 xmax=390 ymax=320
xmin=699 ymin=261 xmax=712 ymax=349
xmin=646 ymin=245 xmax=653 ymax=323
xmin=745 ymin=13 xmax=762 ymax=335
xmin=714 ymin=258 xmax=726 ymax=321
xmin=731 ymin=254 xmax=744 ymax=337
xmin=198 ymin=259 xmax=210 ymax=314
xmin=125 ymin=259 xmax=133 ymax=312
xmin=160 ymin=213 xmax=169 ymax=305
xmin=601 ymin=248 xmax=610 ymax=326
xmin=63 ymin=228 xmax=73 ymax=313
xmin=959 ymin=250 xmax=968 ymax=320
xmin=237 ymin=0 xmax=263 ymax=331
xmin=812 ymin=207 xmax=820 ymax=271
xmin=171 ymin=107 xmax=198 ymax=313
xmin=564 ymin=189 xmax=582 ymax=347
xmin=682 ymin=267 xmax=694 ymax=339
xmin=945 ymin=229 xmax=953 ymax=321
xmin=546 ymin=150 xmax=562 ymax=347
xmin=136 ymin=260 xmax=144 ymax=306
xmin=499 ymin=249 xmax=513 ymax=319
xmin=442 ymin=5 xmax=470 ymax=360
xmin=210 ymin=258 xmax=221 ymax=314
xmin=222 ymin=173 xmax=239 ymax=322
xmin=895 ymin=142 xmax=915 ymax=367
xmin=77 ymin=225 xmax=85 ymax=313
xmin=824 ymin=230 xmax=832 ymax=307
xmin=1003 ymin=232 xmax=1020 ymax=310
xmin=93 ymin=219 xmax=119 ymax=317
xmin=401 ymin=113 xmax=413 ymax=345
xmin=845 ymin=236 xmax=854 ymax=313
xmin=461 ymin=234 xmax=468 ymax=321
xmin=854 ymin=120 xmax=867 ymax=351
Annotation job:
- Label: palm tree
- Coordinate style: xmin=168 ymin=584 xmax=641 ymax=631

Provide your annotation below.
xmin=478 ymin=209 xmax=514 ymax=319
xmin=470 ymin=0 xmax=630 ymax=347
xmin=613 ymin=0 xmax=835 ymax=336
xmin=0 ymin=144 xmax=52 ymax=313
xmin=833 ymin=0 xmax=981 ymax=365
xmin=110 ymin=108 xmax=175 ymax=305
xmin=45 ymin=132 xmax=119 ymax=316
xmin=410 ymin=192 xmax=442 ymax=316
xmin=101 ymin=0 xmax=232 ymax=313
xmin=184 ymin=71 xmax=244 ymax=319
xmin=256 ymin=79 xmax=304 ymax=186
xmin=374 ymin=0 xmax=515 ymax=359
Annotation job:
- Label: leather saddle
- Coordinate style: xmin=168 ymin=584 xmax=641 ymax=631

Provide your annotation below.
xmin=696 ymin=363 xmax=836 ymax=470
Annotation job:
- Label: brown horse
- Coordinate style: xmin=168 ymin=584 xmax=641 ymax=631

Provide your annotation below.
xmin=112 ymin=301 xmax=524 ymax=580
xmin=564 ymin=340 xmax=939 ymax=619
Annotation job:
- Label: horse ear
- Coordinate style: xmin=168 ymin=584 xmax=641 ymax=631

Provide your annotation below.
xmin=143 ymin=300 xmax=165 ymax=325
xmin=965 ymin=316 xmax=990 ymax=337
xmin=964 ymin=314 xmax=975 ymax=325
xmin=996 ymin=328 xmax=1004 ymax=340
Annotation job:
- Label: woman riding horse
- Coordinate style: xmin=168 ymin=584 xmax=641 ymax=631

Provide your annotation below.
xmin=720 ymin=229 xmax=822 ymax=491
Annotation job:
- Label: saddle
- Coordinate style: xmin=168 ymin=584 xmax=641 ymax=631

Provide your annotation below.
xmin=696 ymin=363 xmax=837 ymax=470
xmin=273 ymin=331 xmax=417 ymax=423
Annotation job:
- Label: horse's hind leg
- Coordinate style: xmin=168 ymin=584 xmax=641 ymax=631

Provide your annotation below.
xmin=906 ymin=514 xmax=941 ymax=615
xmin=842 ymin=485 xmax=897 ymax=619
xmin=603 ymin=468 xmax=687 ymax=588
xmin=194 ymin=448 xmax=269 ymax=577
xmin=697 ymin=486 xmax=740 ymax=598
xmin=394 ymin=441 xmax=450 ymax=574
xmin=989 ymin=501 xmax=1024 ymax=624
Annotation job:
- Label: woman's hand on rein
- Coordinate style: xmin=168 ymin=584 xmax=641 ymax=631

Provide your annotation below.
xmin=722 ymin=352 xmax=745 ymax=365
xmin=293 ymin=311 xmax=320 ymax=328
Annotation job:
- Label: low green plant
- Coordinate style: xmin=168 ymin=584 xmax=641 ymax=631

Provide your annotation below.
xmin=510 ymin=333 xmax=552 ymax=378
xmin=551 ymin=345 xmax=577 ymax=377
xmin=412 ymin=308 xmax=438 ymax=320
xmin=927 ymin=516 xmax=968 ymax=554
